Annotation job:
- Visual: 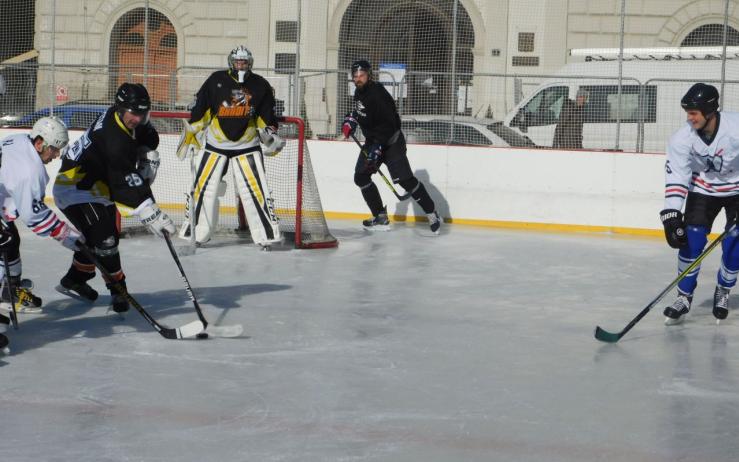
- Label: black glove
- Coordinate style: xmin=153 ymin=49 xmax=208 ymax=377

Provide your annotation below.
xmin=364 ymin=143 xmax=383 ymax=173
xmin=660 ymin=209 xmax=687 ymax=249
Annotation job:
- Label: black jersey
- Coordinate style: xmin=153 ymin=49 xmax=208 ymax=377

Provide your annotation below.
xmin=53 ymin=107 xmax=159 ymax=212
xmin=190 ymin=70 xmax=278 ymax=148
xmin=351 ymin=80 xmax=402 ymax=146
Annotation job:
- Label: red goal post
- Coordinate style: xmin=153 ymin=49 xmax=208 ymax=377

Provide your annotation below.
xmin=129 ymin=112 xmax=337 ymax=249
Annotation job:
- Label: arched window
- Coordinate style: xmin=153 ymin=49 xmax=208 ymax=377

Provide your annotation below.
xmin=681 ymin=24 xmax=739 ymax=46
xmin=109 ymin=8 xmax=177 ymax=105
xmin=338 ymin=0 xmax=475 ymax=117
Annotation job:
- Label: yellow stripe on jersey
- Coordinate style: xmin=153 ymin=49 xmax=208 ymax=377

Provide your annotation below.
xmin=114 ymin=111 xmax=134 ymax=138
xmin=55 ymin=167 xmax=111 ymax=199
xmin=209 ymin=118 xmax=259 ymax=144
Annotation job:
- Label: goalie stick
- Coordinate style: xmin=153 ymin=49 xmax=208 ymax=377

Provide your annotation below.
xmin=350 ymin=134 xmax=412 ymax=201
xmin=77 ymin=242 xmax=204 ymax=340
xmin=163 ymin=231 xmax=243 ymax=338
xmin=594 ymin=220 xmax=737 ymax=343
xmin=1 ymin=251 xmax=18 ymax=330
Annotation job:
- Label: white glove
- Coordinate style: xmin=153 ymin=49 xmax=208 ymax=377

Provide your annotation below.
xmin=51 ymin=222 xmax=84 ymax=251
xmin=176 ymin=122 xmax=202 ymax=160
xmin=137 ymin=201 xmax=176 ymax=238
xmin=137 ymin=147 xmax=160 ymax=185
xmin=261 ymin=126 xmax=285 ymax=156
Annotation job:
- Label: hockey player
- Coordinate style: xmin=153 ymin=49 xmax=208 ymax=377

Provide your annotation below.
xmin=661 ymin=82 xmax=739 ymax=325
xmin=53 ymin=83 xmax=174 ymax=315
xmin=176 ymin=45 xmax=285 ymax=249
xmin=342 ymin=59 xmax=441 ymax=234
xmin=0 ymin=116 xmax=83 ymax=352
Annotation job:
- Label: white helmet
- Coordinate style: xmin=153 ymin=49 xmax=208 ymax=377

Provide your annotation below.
xmin=228 ymin=46 xmax=254 ymax=74
xmin=30 ymin=116 xmax=69 ymax=150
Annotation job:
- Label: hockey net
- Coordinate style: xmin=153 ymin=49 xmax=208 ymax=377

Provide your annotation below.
xmin=121 ymin=113 xmax=337 ymax=249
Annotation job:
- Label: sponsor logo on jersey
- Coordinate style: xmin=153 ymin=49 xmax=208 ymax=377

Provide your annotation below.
xmin=356 ymin=100 xmax=367 ymax=117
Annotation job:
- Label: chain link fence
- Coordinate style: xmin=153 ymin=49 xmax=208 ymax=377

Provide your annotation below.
xmin=2 ymin=0 xmax=739 ymax=152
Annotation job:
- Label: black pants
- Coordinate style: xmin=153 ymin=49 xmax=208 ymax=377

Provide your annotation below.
xmin=60 ymin=203 xmax=125 ymax=290
xmin=0 ymin=220 xmax=21 ymax=279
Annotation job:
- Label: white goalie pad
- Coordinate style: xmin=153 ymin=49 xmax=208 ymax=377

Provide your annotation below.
xmin=190 ymin=150 xmax=228 ymax=244
xmin=230 ymin=152 xmax=281 ymax=246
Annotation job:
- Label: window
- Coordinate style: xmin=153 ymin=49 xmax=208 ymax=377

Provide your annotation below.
xmin=511 ymin=56 xmax=539 ymax=67
xmin=581 ymin=85 xmax=657 ymax=123
xmin=520 ymin=86 xmax=569 ymax=127
xmin=518 ymin=32 xmax=535 ymax=52
xmin=275 ymin=53 xmax=296 ymax=74
xmin=276 ymin=21 xmax=298 ymax=42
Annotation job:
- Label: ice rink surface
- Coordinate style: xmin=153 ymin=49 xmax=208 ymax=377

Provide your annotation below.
xmin=2 ymin=220 xmax=739 ymax=462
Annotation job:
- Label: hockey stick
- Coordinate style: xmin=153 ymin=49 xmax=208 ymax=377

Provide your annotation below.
xmin=77 ymin=242 xmax=204 ymax=340
xmin=163 ymin=231 xmax=243 ymax=338
xmin=1 ymin=252 xmax=19 ymax=330
xmin=595 ymin=221 xmax=737 ymax=343
xmin=350 ymin=134 xmax=412 ymax=201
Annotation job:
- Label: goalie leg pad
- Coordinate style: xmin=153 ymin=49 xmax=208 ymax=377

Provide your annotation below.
xmin=192 ymin=150 xmax=228 ymax=244
xmin=231 ymin=152 xmax=281 ymax=246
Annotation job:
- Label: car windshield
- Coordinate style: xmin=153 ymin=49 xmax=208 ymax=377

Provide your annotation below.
xmin=401 ymin=119 xmax=506 ymax=147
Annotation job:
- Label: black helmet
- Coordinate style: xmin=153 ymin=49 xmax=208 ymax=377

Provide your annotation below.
xmin=351 ymin=59 xmax=372 ymax=77
xmin=115 ymin=83 xmax=151 ymax=114
xmin=681 ymin=83 xmax=719 ymax=116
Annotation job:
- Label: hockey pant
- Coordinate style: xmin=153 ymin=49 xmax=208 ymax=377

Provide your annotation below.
xmin=182 ymin=149 xmax=228 ymax=244
xmin=231 ymin=151 xmax=281 ymax=246
xmin=60 ymin=203 xmax=126 ymax=290
xmin=677 ymin=224 xmax=739 ymax=295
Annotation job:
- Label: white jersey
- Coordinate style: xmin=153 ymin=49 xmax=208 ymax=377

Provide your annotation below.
xmin=0 ymin=134 xmax=66 ymax=238
xmin=664 ymin=111 xmax=739 ymax=211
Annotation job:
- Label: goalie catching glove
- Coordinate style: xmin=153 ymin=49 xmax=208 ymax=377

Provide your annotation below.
xmin=176 ymin=122 xmax=202 ymax=160
xmin=261 ymin=126 xmax=285 ymax=156
xmin=137 ymin=147 xmax=160 ymax=184
xmin=136 ymin=199 xmax=176 ymax=238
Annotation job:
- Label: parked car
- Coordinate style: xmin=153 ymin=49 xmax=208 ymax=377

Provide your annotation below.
xmin=1 ymin=100 xmax=185 ymax=133
xmin=400 ymin=115 xmax=537 ymax=148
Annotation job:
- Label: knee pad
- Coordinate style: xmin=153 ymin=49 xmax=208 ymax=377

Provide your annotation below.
xmin=682 ymin=225 xmax=709 ymax=259
xmin=93 ymin=235 xmax=119 ymax=257
xmin=193 ymin=151 xmax=227 ymax=244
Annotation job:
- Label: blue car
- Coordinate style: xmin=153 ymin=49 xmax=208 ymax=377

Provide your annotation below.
xmin=8 ymin=101 xmax=108 ymax=129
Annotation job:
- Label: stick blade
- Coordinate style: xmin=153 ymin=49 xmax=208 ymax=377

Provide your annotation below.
xmin=594 ymin=326 xmax=622 ymax=343
xmin=205 ymin=323 xmax=244 ymax=338
xmin=177 ymin=320 xmax=207 ymax=339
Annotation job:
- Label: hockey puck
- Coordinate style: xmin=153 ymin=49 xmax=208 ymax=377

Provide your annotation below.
xmin=196 ymin=332 xmax=209 ymax=339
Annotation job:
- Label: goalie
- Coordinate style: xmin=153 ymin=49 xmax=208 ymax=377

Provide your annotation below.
xmin=177 ymin=45 xmax=285 ymax=249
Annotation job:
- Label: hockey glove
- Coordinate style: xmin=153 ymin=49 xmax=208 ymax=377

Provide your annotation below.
xmin=137 ymin=200 xmax=176 ymax=238
xmin=137 ymin=147 xmax=160 ymax=185
xmin=176 ymin=122 xmax=201 ymax=160
xmin=342 ymin=114 xmax=358 ymax=138
xmin=660 ymin=209 xmax=687 ymax=249
xmin=50 ymin=222 xmax=84 ymax=251
xmin=364 ymin=144 xmax=383 ymax=173
xmin=261 ymin=126 xmax=286 ymax=156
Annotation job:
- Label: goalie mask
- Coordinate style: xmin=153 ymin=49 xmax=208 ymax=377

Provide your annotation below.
xmin=228 ymin=46 xmax=254 ymax=80
xmin=30 ymin=116 xmax=69 ymax=150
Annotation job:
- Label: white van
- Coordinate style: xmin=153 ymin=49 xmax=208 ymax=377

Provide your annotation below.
xmin=503 ymin=47 xmax=739 ymax=152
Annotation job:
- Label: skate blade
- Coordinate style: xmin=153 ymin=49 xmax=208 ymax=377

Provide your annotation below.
xmin=1 ymin=346 xmax=9 ymax=355
xmin=664 ymin=316 xmax=686 ymax=326
xmin=363 ymin=224 xmax=391 ymax=232
xmin=0 ymin=302 xmax=40 ymax=314
xmin=55 ymin=285 xmax=96 ymax=303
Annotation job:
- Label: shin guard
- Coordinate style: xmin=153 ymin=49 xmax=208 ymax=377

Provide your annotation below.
xmin=231 ymin=152 xmax=281 ymax=246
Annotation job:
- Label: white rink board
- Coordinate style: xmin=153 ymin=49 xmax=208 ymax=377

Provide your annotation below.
xmin=0 ymin=127 xmax=674 ymax=232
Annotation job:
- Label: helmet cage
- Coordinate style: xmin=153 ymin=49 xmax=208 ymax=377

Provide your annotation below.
xmin=228 ymin=46 xmax=254 ymax=74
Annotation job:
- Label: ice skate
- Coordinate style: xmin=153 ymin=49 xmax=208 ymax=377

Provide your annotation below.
xmin=55 ymin=275 xmax=99 ymax=303
xmin=664 ymin=292 xmax=692 ymax=326
xmin=427 ymin=211 xmax=442 ymax=235
xmin=363 ymin=207 xmax=390 ymax=231
xmin=108 ymin=294 xmax=130 ymax=319
xmin=1 ymin=277 xmax=42 ymax=313
xmin=713 ymin=285 xmax=731 ymax=323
